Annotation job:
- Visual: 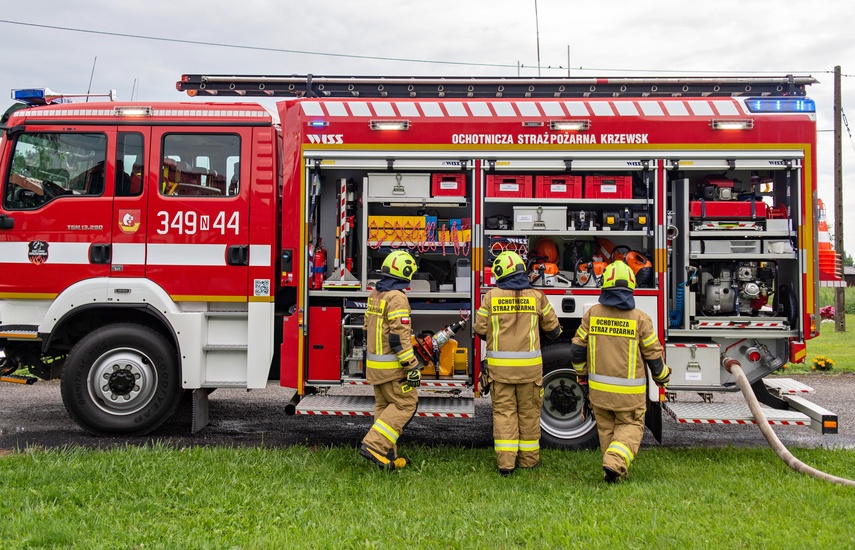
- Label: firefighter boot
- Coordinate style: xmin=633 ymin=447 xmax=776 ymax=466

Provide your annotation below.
xmin=603 ymin=467 xmax=621 ymax=484
xmin=359 ymin=443 xmax=410 ymax=471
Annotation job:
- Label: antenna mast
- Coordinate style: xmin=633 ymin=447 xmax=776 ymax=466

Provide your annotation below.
xmin=86 ymin=56 xmax=97 ymax=102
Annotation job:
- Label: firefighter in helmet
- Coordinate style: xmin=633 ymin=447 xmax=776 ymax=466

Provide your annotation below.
xmin=570 ymin=260 xmax=670 ymax=483
xmin=359 ymin=250 xmax=420 ymax=470
xmin=474 ymin=251 xmax=561 ymax=475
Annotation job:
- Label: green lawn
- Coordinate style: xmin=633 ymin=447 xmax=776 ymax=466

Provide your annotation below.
xmin=1 ymin=443 xmax=853 ymax=549
xmin=781 ymin=313 xmax=855 ymax=374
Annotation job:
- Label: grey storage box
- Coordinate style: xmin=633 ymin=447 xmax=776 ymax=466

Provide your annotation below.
xmin=366 ymin=172 xmax=430 ymax=198
xmin=665 ymin=343 xmax=721 ymax=386
xmin=764 ymin=240 xmax=795 ymax=254
xmin=701 ymin=239 xmax=761 ymax=254
xmin=513 ymin=206 xmax=567 ymax=231
xmin=456 ymin=258 xmax=471 ymax=277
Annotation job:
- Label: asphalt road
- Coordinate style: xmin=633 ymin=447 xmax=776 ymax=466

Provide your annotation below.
xmin=2 ymin=374 xmax=854 ymax=452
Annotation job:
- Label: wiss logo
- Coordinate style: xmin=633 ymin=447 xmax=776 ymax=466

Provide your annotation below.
xmin=307 ymin=134 xmax=344 ymax=144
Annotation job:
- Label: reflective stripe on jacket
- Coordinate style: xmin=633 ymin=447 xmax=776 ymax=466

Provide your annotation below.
xmin=571 ymin=303 xmax=662 ymax=411
xmin=473 ymin=288 xmax=560 ymax=383
xmin=364 ymin=289 xmax=416 ymax=384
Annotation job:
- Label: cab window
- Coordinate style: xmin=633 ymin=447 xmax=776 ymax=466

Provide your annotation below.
xmin=3 ymin=132 xmax=107 ymax=210
xmin=160 ymin=134 xmax=240 ymax=197
xmin=115 ymin=132 xmax=145 ymax=197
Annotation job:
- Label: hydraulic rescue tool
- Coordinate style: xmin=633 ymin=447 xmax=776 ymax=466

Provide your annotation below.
xmin=411 ymin=318 xmax=468 ymax=371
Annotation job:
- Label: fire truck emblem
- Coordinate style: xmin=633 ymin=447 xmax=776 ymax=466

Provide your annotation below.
xmin=28 ymin=240 xmax=49 ymax=265
xmin=118 ymin=209 xmax=141 ymax=234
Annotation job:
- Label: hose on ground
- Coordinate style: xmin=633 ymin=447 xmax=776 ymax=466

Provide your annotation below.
xmin=724 ymin=357 xmax=855 ymax=488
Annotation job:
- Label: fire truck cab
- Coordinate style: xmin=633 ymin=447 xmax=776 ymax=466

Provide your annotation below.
xmin=0 ymin=76 xmax=838 ymax=445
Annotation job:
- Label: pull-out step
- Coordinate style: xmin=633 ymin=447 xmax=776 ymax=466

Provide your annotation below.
xmin=295 ymin=394 xmax=474 ymax=418
xmin=763 ymin=377 xmax=814 ymax=395
xmin=664 ymin=402 xmax=810 ymax=427
xmin=341 ymin=377 xmax=468 ymax=388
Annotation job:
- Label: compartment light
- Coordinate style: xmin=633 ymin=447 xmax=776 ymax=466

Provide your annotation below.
xmin=550 ymin=120 xmax=591 ymax=131
xmin=113 ymin=106 xmax=153 ymax=117
xmin=711 ymin=119 xmax=754 ymax=130
xmin=369 ymin=120 xmax=410 ymax=131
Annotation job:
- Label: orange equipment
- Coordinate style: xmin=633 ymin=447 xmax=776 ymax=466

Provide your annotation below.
xmin=534 ymin=238 xmax=559 ymax=264
xmin=412 ymin=319 xmax=468 ymax=376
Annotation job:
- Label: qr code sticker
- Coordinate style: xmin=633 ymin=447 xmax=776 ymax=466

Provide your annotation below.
xmin=254 ymin=279 xmax=271 ymax=296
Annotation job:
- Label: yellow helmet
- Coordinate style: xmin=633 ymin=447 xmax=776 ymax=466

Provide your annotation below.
xmin=492 ymin=251 xmax=526 ymax=281
xmin=381 ymin=250 xmax=417 ymax=281
xmin=601 ymin=260 xmax=636 ymax=291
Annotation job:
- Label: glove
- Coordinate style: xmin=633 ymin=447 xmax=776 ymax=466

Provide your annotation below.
xmin=479 ymin=364 xmax=491 ymax=396
xmin=576 ymin=375 xmax=589 ymax=396
xmin=404 ymin=368 xmax=421 ymax=391
xmin=653 ymin=365 xmax=670 ymax=389
xmin=576 ymin=375 xmax=590 ymax=419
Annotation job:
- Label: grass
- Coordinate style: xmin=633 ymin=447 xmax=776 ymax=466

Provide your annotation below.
xmin=778 ymin=313 xmax=855 ymax=374
xmin=819 ymin=286 xmax=855 ymax=315
xmin=1 ymin=443 xmax=854 ymax=549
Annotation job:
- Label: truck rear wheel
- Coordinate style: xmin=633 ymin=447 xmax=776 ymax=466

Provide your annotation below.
xmin=60 ymin=323 xmax=181 ymax=436
xmin=540 ymin=343 xmax=598 ymax=450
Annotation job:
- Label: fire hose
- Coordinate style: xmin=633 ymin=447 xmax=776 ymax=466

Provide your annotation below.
xmin=723 ymin=356 xmax=855 ymax=488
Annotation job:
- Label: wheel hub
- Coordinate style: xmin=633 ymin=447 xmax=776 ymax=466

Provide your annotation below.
xmin=548 ymin=381 xmax=580 ymax=415
xmin=107 ymin=367 xmax=136 ymax=396
xmin=89 ymin=349 xmax=157 ymax=414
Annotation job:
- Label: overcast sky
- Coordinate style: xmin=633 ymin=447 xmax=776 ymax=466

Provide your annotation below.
xmin=1 ymin=0 xmax=854 ymax=248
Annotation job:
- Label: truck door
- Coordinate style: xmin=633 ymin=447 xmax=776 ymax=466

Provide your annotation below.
xmin=145 ymin=130 xmax=250 ymax=300
xmin=111 ymin=130 xmax=149 ymax=278
xmin=0 ymin=127 xmax=114 ymax=297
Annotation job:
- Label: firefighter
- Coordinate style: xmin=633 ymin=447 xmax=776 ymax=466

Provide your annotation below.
xmin=359 ymin=250 xmax=421 ymax=471
xmin=474 ymin=251 xmax=561 ymax=475
xmin=570 ymin=260 xmax=670 ymax=483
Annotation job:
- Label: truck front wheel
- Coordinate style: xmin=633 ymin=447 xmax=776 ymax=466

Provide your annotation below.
xmin=61 ymin=323 xmax=181 ymax=436
xmin=540 ymin=343 xmax=599 ymax=450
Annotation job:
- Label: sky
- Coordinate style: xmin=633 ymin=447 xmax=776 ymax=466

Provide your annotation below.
xmin=1 ymin=0 xmax=854 ymax=249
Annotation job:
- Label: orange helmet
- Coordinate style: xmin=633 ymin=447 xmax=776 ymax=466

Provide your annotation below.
xmin=534 ymin=238 xmax=559 ymax=264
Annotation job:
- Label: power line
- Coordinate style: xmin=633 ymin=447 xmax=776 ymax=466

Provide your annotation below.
xmin=0 ymin=18 xmax=515 ymax=69
xmin=0 ymin=18 xmax=846 ymax=76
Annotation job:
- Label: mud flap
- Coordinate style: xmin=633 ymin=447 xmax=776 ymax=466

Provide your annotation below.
xmin=192 ymin=388 xmax=213 ymax=433
xmin=645 ymin=398 xmax=662 ymax=443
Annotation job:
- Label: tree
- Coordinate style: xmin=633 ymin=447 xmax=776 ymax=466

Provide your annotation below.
xmin=844 ymin=250 xmax=854 ymax=267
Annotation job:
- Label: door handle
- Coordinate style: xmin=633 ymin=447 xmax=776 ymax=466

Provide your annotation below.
xmin=89 ymin=244 xmax=112 ymax=264
xmin=227 ymin=245 xmax=249 ymax=266
xmin=0 ymin=215 xmax=13 ymax=229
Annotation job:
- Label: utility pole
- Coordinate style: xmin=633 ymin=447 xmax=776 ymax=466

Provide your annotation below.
xmin=834 ymin=65 xmax=846 ymax=332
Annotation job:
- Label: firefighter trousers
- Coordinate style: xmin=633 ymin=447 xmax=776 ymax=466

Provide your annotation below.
xmin=361 ymin=378 xmax=418 ymax=459
xmin=491 ymin=380 xmax=543 ymax=470
xmin=591 ymin=405 xmax=645 ymax=478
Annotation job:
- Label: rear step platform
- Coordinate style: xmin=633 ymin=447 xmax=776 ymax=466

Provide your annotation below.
xmin=295 ymin=394 xmax=475 ymax=418
xmin=664 ymin=402 xmax=810 ymax=427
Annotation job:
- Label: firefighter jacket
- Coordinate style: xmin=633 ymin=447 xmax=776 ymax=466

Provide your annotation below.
xmin=364 ymin=289 xmax=418 ymax=384
xmin=570 ymin=302 xmax=663 ymax=411
xmin=474 ymin=287 xmax=561 ymax=384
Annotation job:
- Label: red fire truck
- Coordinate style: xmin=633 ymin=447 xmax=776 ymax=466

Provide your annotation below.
xmin=0 ymin=75 xmax=837 ymax=447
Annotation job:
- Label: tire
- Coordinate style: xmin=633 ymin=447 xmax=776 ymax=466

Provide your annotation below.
xmin=60 ymin=323 xmax=181 ymax=436
xmin=540 ymin=343 xmax=599 ymax=450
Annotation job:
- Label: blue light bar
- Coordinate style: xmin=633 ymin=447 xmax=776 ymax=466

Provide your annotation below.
xmin=745 ymin=98 xmax=816 ymax=113
xmin=11 ymin=87 xmax=71 ymax=106
xmin=307 ymin=120 xmax=329 ymax=127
